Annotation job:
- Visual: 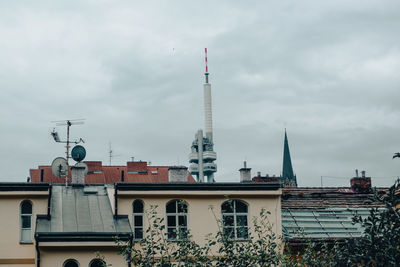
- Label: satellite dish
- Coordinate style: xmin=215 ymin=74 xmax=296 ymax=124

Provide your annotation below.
xmin=75 ymin=162 xmax=88 ymax=176
xmin=71 ymin=145 xmax=86 ymax=162
xmin=51 ymin=157 xmax=68 ymax=178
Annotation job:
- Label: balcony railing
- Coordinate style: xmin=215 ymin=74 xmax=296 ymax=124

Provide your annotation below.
xmin=203 ymin=151 xmax=216 ymax=161
xmin=188 ymin=153 xmax=199 ymax=163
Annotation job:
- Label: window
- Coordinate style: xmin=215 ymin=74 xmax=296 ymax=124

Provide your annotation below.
xmin=221 ymin=200 xmax=248 ymax=240
xmin=132 ymin=200 xmax=144 ymax=240
xmin=166 ymin=200 xmax=188 ymax=240
xmin=89 ymin=259 xmax=105 ymax=267
xmin=20 ymin=200 xmax=32 ymax=243
xmin=63 ymin=259 xmax=79 ymax=267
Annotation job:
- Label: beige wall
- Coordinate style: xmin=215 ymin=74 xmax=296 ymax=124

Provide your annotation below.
xmin=118 ymin=190 xmax=282 ymax=247
xmin=40 ymin=247 xmax=128 ymax=267
xmin=0 ymin=192 xmax=48 ymax=266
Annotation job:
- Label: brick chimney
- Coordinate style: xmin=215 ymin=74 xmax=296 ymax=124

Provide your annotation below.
xmin=168 ymin=166 xmax=188 ymax=182
xmin=350 ymin=170 xmax=372 ymax=193
xmin=239 ymin=161 xmax=252 ymax=182
xmin=71 ymin=166 xmax=85 ymax=185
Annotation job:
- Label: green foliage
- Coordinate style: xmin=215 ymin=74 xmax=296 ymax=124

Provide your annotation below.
xmin=284 ymin=179 xmax=400 ymax=267
xmin=334 ymin=179 xmax=400 ymax=267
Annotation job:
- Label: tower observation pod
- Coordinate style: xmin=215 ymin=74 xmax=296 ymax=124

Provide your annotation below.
xmin=189 ymin=48 xmax=217 ymax=182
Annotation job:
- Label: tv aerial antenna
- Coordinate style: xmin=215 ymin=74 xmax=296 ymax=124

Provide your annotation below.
xmin=108 ymin=142 xmax=121 ymax=166
xmin=51 ymin=119 xmax=85 ymax=165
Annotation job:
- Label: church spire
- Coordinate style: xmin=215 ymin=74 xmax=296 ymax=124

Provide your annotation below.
xmin=282 ymin=129 xmax=297 ymax=187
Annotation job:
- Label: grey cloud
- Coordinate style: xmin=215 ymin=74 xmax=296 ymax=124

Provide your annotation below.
xmin=0 ymin=1 xmax=399 ymax=187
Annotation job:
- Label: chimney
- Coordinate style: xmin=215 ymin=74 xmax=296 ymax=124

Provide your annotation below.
xmin=239 ymin=161 xmax=252 ymax=182
xmin=350 ymin=170 xmax=371 ymax=193
xmin=71 ymin=166 xmax=85 ymax=185
xmin=168 ymin=166 xmax=188 ymax=182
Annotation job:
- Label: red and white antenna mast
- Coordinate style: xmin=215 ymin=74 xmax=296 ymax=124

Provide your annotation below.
xmin=204 ymin=48 xmax=209 ymax=83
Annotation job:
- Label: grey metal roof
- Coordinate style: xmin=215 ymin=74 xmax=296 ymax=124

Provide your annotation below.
xmin=282 ymin=208 xmax=372 ymax=240
xmin=36 ymin=185 xmax=132 ymax=242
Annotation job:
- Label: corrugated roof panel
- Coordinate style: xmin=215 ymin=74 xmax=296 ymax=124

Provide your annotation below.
xmin=282 ymin=208 xmax=375 ymax=240
xmin=88 ymin=193 xmax=103 ymax=232
xmin=50 ymin=186 xmax=63 ymax=232
xmin=76 ymin=190 xmax=91 ymax=232
xmin=62 ymin=188 xmax=78 ymax=232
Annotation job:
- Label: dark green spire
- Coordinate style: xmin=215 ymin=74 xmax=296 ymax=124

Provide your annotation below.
xmin=282 ymin=130 xmax=297 ymax=187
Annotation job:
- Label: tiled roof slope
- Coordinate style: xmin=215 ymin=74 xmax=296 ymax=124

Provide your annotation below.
xmin=36 ymin=185 xmax=132 ymax=242
xmin=30 ymin=161 xmax=196 ymax=184
xmin=282 ymin=187 xmax=384 ymax=209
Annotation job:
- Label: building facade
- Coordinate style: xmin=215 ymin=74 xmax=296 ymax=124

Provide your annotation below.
xmin=0 ymin=178 xmax=282 ymax=266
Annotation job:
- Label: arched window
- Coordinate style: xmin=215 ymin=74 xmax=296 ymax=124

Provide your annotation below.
xmin=63 ymin=259 xmax=79 ymax=267
xmin=221 ymin=200 xmax=248 ymax=240
xmin=89 ymin=259 xmax=106 ymax=267
xmin=166 ymin=200 xmax=188 ymax=240
xmin=20 ymin=200 xmax=32 ymax=243
xmin=132 ymin=200 xmax=144 ymax=240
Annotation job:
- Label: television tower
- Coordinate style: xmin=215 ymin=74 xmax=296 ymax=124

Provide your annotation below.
xmin=189 ymin=48 xmax=217 ymax=182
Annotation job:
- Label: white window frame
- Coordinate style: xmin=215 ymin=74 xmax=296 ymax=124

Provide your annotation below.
xmin=132 ymin=199 xmax=144 ymax=240
xmin=20 ymin=200 xmax=33 ymax=243
xmin=166 ymin=200 xmax=188 ymax=240
xmin=221 ymin=200 xmax=249 ymax=241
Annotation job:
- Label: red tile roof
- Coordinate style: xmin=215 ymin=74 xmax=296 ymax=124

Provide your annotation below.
xmin=30 ymin=161 xmax=196 ymax=184
xmin=282 ymin=187 xmax=385 ymax=209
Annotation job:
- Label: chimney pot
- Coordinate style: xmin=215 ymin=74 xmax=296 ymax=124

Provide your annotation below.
xmin=350 ymin=171 xmax=371 ymax=193
xmin=168 ymin=166 xmax=188 ymax=182
xmin=71 ymin=166 xmax=85 ymax=184
xmin=239 ymin=163 xmax=251 ymax=182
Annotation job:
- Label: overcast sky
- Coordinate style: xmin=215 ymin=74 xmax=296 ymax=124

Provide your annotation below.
xmin=1 ymin=1 xmax=399 ymax=187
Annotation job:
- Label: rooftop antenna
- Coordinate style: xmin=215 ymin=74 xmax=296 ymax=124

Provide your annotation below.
xmin=109 ymin=142 xmax=113 ymax=166
xmin=51 ymin=119 xmax=85 ymax=185
xmin=204 ymin=48 xmax=209 ymax=83
xmin=51 ymin=119 xmax=85 ymax=164
xmin=108 ymin=142 xmax=121 ymax=166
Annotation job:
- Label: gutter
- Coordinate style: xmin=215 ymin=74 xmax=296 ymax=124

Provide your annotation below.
xmin=128 ymin=234 xmax=133 ymax=267
xmin=116 ymin=182 xmax=281 ymax=191
xmin=114 ymin=184 xmax=118 ymax=219
xmin=35 ymin=231 xmax=132 ymax=242
xmin=47 ymin=185 xmax=52 ymax=219
xmin=0 ymin=182 xmax=50 ymax=191
xmin=35 ymin=237 xmax=40 ymax=267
